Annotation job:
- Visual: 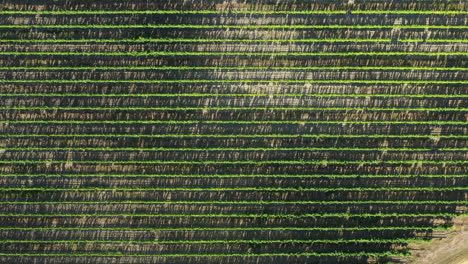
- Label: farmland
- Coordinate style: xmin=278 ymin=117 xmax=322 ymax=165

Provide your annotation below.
xmin=0 ymin=0 xmax=467 ymax=263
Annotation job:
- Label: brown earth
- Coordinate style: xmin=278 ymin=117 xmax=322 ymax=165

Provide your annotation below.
xmin=407 ymin=216 xmax=468 ymax=264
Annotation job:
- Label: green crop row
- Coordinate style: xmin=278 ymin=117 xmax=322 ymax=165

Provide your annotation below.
xmin=3 ymin=66 xmax=467 ymax=71
xmin=2 ymin=120 xmax=466 ymax=124
xmin=0 ymin=174 xmax=465 ymax=178
xmin=0 ymin=10 xmax=349 ymax=15
xmin=0 ymin=200 xmax=465 ymax=204
xmin=2 ymin=24 xmax=468 ymax=29
xmin=0 ymin=160 xmax=465 ymax=165
xmin=1 ymin=10 xmax=466 ymax=14
xmin=1 ymin=134 xmax=465 ymax=138
xmin=0 ymin=226 xmax=450 ymax=231
xmin=1 ymin=93 xmax=466 ymax=98
xmin=0 ymin=38 xmax=467 ymax=43
xmin=2 ymin=51 xmax=468 ymax=56
xmin=0 ymin=213 xmax=464 ymax=217
xmin=0 ymin=250 xmax=410 ymax=257
xmin=1 ymin=80 xmax=467 ymax=85
xmin=4 ymin=147 xmax=466 ymax=151
xmin=0 ymin=238 xmax=429 ymax=244
xmin=0 ymin=38 xmax=391 ymax=43
xmin=0 ymin=10 xmax=466 ymax=14
xmin=1 ymin=187 xmax=466 ymax=191
xmin=1 ymin=106 xmax=465 ymax=111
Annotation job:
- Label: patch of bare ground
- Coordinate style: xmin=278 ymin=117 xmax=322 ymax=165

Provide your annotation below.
xmin=394 ymin=216 xmax=468 ymax=264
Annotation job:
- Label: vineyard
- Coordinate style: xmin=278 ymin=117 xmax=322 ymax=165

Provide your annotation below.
xmin=0 ymin=0 xmax=467 ymax=263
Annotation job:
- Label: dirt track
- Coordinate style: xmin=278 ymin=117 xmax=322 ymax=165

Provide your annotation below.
xmin=409 ymin=216 xmax=468 ymax=264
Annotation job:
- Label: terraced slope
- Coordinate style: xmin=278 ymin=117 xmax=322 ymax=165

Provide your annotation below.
xmin=0 ymin=1 xmax=467 ymax=263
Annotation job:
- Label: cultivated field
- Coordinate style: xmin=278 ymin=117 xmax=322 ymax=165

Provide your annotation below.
xmin=0 ymin=0 xmax=467 ymax=263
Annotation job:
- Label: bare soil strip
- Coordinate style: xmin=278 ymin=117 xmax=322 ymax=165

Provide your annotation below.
xmin=406 ymin=216 xmax=468 ymax=264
